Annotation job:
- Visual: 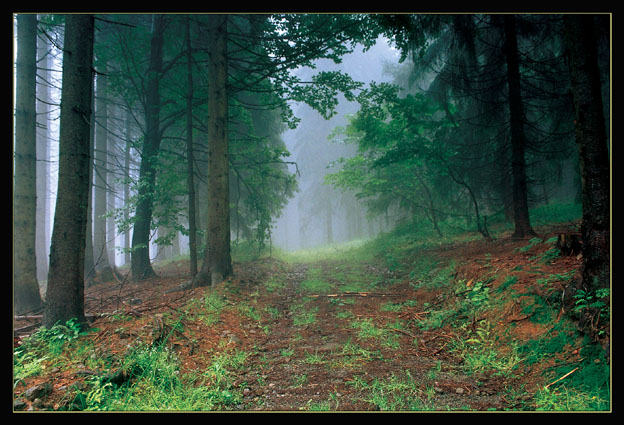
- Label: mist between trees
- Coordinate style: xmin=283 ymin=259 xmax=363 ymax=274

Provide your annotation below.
xmin=13 ymin=14 xmax=610 ymax=327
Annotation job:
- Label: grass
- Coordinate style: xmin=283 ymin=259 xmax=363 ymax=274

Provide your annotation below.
xmin=67 ymin=345 xmax=250 ymax=411
xmin=352 ymin=370 xmax=435 ymax=411
xmin=449 ymin=320 xmax=524 ymax=377
xmin=14 ymin=319 xmax=94 ymax=387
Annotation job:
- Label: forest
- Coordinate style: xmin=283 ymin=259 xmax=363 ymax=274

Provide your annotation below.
xmin=13 ymin=13 xmax=610 ymax=412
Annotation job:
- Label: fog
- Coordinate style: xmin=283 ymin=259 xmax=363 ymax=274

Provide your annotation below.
xmin=29 ymin=29 xmax=405 ymax=279
xmin=272 ymin=37 xmax=403 ymax=251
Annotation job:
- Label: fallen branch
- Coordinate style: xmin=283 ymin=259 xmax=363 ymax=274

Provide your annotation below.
xmin=544 ymin=367 xmax=579 ymax=389
xmin=14 ymin=323 xmax=41 ymax=334
xmin=13 ymin=315 xmax=43 ymax=321
xmin=15 ymin=313 xmax=119 ymax=322
xmin=391 ymin=328 xmax=419 ymax=339
xmin=307 ymin=291 xmax=402 ymax=298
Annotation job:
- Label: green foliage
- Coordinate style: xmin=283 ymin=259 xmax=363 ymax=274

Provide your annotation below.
xmin=571 ymin=287 xmax=610 ymax=333
xmin=353 ymin=370 xmax=436 ymax=411
xmin=450 ymin=320 xmax=523 ymax=376
xmin=530 ymin=202 xmax=582 ymax=226
xmin=496 ymin=275 xmax=518 ymax=293
xmin=517 ymin=237 xmax=544 ymax=253
xmin=572 ymin=288 xmax=610 ymax=316
xmin=291 ymin=304 xmax=318 ymax=327
xmin=14 ymin=318 xmax=95 ymax=390
xmin=68 ymin=344 xmax=249 ymax=411
xmin=15 ymin=318 xmax=89 ymax=361
xmin=535 ymin=340 xmax=610 ymax=411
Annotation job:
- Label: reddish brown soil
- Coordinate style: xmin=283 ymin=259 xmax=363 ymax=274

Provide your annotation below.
xmin=14 ymin=225 xmax=593 ymax=412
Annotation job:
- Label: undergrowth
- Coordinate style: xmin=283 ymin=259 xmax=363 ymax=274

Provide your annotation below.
xmin=14 ymin=201 xmax=609 ymax=412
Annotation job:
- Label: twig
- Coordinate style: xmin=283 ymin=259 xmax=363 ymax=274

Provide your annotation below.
xmin=391 ymin=328 xmax=419 ymax=339
xmin=308 ymin=292 xmax=402 ymax=298
xmin=544 ymin=367 xmax=579 ymax=389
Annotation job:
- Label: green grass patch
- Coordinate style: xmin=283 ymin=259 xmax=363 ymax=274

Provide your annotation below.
xmin=67 ymin=345 xmax=249 ymax=411
xmin=352 ymin=370 xmax=435 ymax=411
xmin=449 ymin=320 xmax=523 ymax=376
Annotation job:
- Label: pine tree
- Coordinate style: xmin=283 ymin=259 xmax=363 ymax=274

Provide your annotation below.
xmin=43 ymin=14 xmax=95 ymax=328
xmin=14 ymin=14 xmax=44 ymax=314
xmin=563 ymin=15 xmax=610 ymax=292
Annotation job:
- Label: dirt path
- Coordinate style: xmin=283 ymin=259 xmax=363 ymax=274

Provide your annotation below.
xmin=228 ymin=259 xmax=511 ymax=411
xmin=16 ymin=228 xmax=600 ymax=411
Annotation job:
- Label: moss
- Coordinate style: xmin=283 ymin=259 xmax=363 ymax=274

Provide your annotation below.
xmin=518 ymin=329 xmax=576 ymax=366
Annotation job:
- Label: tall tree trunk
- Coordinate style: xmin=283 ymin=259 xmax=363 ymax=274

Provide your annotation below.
xmin=84 ymin=81 xmax=96 ymax=281
xmin=43 ymin=14 xmax=94 ymax=328
xmin=131 ymin=14 xmax=165 ymax=280
xmin=106 ymin=113 xmax=117 ymax=268
xmin=563 ymin=15 xmax=610 ymax=292
xmin=14 ymin=14 xmax=44 ymax=314
xmin=36 ymin=26 xmax=51 ymax=282
xmin=502 ymin=15 xmax=536 ymax=239
xmin=195 ymin=14 xmax=232 ymax=287
xmin=123 ymin=108 xmax=132 ymax=266
xmin=93 ymin=72 xmax=111 ymax=271
xmin=185 ymin=16 xmax=198 ymax=277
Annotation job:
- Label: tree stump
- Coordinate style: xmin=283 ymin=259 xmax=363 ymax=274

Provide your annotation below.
xmin=556 ymin=233 xmax=582 ymax=256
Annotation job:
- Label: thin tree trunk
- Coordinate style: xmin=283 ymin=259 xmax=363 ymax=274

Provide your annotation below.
xmin=195 ymin=14 xmax=232 ymax=287
xmin=14 ymin=14 xmax=43 ymax=314
xmin=43 ymin=14 xmax=94 ymax=328
xmin=447 ymin=166 xmax=492 ymax=242
xmin=123 ymin=108 xmax=132 ymax=266
xmin=414 ymin=169 xmax=443 ymax=238
xmin=36 ymin=26 xmax=51 ymax=282
xmin=94 ymin=72 xmax=111 ymax=271
xmin=502 ymin=15 xmax=536 ymax=239
xmin=106 ymin=114 xmax=117 ymax=267
xmin=185 ymin=17 xmax=198 ymax=277
xmin=563 ymin=15 xmax=610 ymax=292
xmin=131 ymin=14 xmax=165 ymax=280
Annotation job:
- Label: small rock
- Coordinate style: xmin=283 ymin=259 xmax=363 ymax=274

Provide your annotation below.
xmin=455 ymin=387 xmax=465 ymax=394
xmin=23 ymin=383 xmax=52 ymax=401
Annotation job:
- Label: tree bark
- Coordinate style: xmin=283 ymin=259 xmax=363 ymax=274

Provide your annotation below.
xmin=43 ymin=14 xmax=94 ymax=328
xmin=14 ymin=14 xmax=44 ymax=314
xmin=131 ymin=14 xmax=165 ymax=280
xmin=185 ymin=17 xmax=198 ymax=277
xmin=502 ymin=15 xmax=536 ymax=239
xmin=563 ymin=15 xmax=610 ymax=291
xmin=84 ymin=83 xmax=96 ymax=281
xmin=195 ymin=15 xmax=232 ymax=287
xmin=123 ymin=108 xmax=133 ymax=266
